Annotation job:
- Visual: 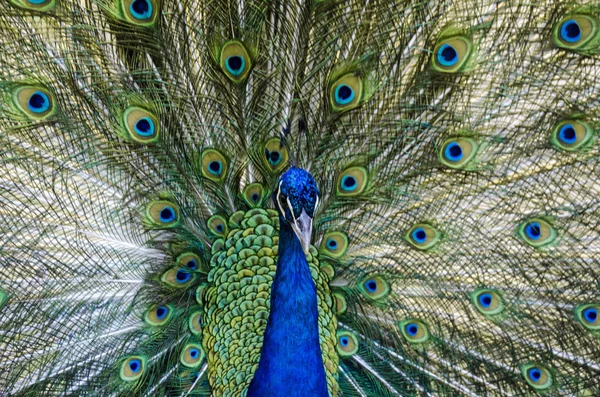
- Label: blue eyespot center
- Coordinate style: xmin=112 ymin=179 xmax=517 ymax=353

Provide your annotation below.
xmin=159 ymin=206 xmax=176 ymax=223
xmin=558 ymin=124 xmax=577 ymax=144
xmin=28 ymin=91 xmax=50 ymax=113
xmin=156 ymin=306 xmax=167 ymax=319
xmin=327 ymin=239 xmax=338 ymax=249
xmin=444 ymin=142 xmax=463 ymax=162
xmin=226 ymin=56 xmax=245 ymax=76
xmin=528 ymin=368 xmax=542 ymax=382
xmin=406 ymin=323 xmax=418 ymax=336
xmin=130 ymin=0 xmax=152 ymax=19
xmin=437 ymin=43 xmax=458 ymax=67
xmin=186 ymin=260 xmax=197 ymax=269
xmin=176 ymin=269 xmax=191 ymax=283
xmin=251 ymin=193 xmax=259 ymax=202
xmin=208 ymin=161 xmax=222 ymax=175
xmin=190 ymin=348 xmax=199 ymax=359
xmin=215 ymin=224 xmax=224 ymax=233
xmin=412 ymin=228 xmax=427 ymax=244
xmin=28 ymin=0 xmax=48 ymax=4
xmin=479 ymin=293 xmax=492 ymax=308
xmin=341 ymin=175 xmax=357 ymax=191
xmin=129 ymin=359 xmax=141 ymax=373
xmin=583 ymin=308 xmax=598 ymax=323
xmin=134 ymin=117 xmax=155 ymax=137
xmin=266 ymin=150 xmax=282 ymax=166
xmin=339 ymin=336 xmax=349 ymax=346
xmin=525 ymin=222 xmax=541 ymax=240
xmin=334 ymin=84 xmax=355 ymax=105
xmin=365 ymin=279 xmax=377 ymax=293
xmin=561 ymin=20 xmax=581 ymax=43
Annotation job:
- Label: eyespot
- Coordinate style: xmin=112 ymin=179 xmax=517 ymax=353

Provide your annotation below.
xmin=399 ymin=319 xmax=430 ymax=344
xmin=517 ymin=218 xmax=557 ymax=248
xmin=121 ymin=0 xmax=158 ymax=26
xmin=438 ymin=138 xmax=478 ymax=169
xmin=161 ymin=267 xmax=195 ymax=288
xmin=8 ymin=0 xmax=55 ymax=11
xmin=122 ymin=107 xmax=159 ymax=143
xmin=180 ymin=343 xmax=204 ymax=368
xmin=12 ymin=86 xmax=56 ymax=120
xmin=145 ymin=201 xmax=180 ymax=228
xmin=177 ymin=252 xmax=201 ymax=271
xmin=263 ymin=138 xmax=289 ymax=173
xmin=329 ymin=73 xmax=363 ymax=112
xmin=200 ymin=149 xmax=228 ymax=182
xmin=120 ymin=356 xmax=146 ymax=381
xmin=575 ymin=304 xmax=600 ymax=331
xmin=333 ymin=292 xmax=347 ymax=315
xmin=553 ymin=15 xmax=598 ymax=51
xmin=319 ymin=231 xmax=348 ymax=258
xmin=406 ymin=223 xmax=441 ymax=250
xmin=207 ymin=215 xmax=228 ymax=238
xmin=432 ymin=35 xmax=473 ymax=73
xmin=219 ymin=41 xmax=252 ymax=83
xmin=520 ymin=364 xmax=553 ymax=391
xmin=144 ymin=304 xmax=172 ymax=326
xmin=359 ymin=275 xmax=390 ymax=300
xmin=336 ymin=331 xmax=359 ymax=357
xmin=189 ymin=311 xmax=203 ymax=335
xmin=320 ymin=263 xmax=335 ymax=279
xmin=336 ymin=167 xmax=368 ymax=197
xmin=550 ymin=120 xmax=594 ymax=151
xmin=471 ymin=289 xmax=504 ymax=316
xmin=242 ymin=183 xmax=266 ymax=208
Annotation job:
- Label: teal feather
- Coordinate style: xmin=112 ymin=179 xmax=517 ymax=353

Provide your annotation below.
xmin=1 ymin=0 xmax=600 ymax=395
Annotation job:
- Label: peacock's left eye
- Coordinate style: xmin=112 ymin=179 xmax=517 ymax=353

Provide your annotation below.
xmin=432 ymin=35 xmax=473 ymax=73
xmin=359 ymin=275 xmax=390 ymax=300
xmin=336 ymin=331 xmax=359 ymax=357
xmin=438 ymin=138 xmax=478 ymax=169
xmin=471 ymin=289 xmax=504 ymax=316
xmin=120 ymin=356 xmax=146 ymax=381
xmin=550 ymin=120 xmax=594 ymax=151
xmin=517 ymin=218 xmax=557 ymax=248
xmin=180 ymin=344 xmax=204 ymax=368
xmin=219 ymin=41 xmax=252 ymax=83
xmin=329 ymin=73 xmax=363 ymax=112
xmin=13 ymin=86 xmax=56 ymax=120
xmin=123 ymin=107 xmax=160 ymax=143
xmin=520 ymin=364 xmax=553 ymax=391
xmin=406 ymin=223 xmax=441 ymax=250
xmin=399 ymin=319 xmax=430 ymax=344
xmin=553 ymin=15 xmax=598 ymax=51
xmin=200 ymin=149 xmax=228 ymax=182
xmin=121 ymin=0 xmax=159 ymax=25
xmin=575 ymin=304 xmax=600 ymax=331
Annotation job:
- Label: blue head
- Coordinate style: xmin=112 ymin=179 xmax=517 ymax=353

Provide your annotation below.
xmin=274 ymin=168 xmax=320 ymax=252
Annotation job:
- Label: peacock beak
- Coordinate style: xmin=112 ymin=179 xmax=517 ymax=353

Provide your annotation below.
xmin=290 ymin=209 xmax=313 ymax=254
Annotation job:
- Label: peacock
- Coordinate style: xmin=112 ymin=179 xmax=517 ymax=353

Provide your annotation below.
xmin=0 ymin=0 xmax=599 ymax=395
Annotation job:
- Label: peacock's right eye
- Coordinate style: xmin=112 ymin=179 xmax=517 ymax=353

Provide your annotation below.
xmin=550 ymin=120 xmax=594 ymax=151
xmin=406 ymin=223 xmax=440 ymax=250
xmin=554 ymin=15 xmax=598 ymax=51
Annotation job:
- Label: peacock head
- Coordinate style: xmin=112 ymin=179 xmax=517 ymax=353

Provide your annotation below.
xmin=274 ymin=167 xmax=320 ymax=253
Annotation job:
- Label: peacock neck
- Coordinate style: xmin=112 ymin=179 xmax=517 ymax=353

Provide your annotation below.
xmin=247 ymin=218 xmax=329 ymax=397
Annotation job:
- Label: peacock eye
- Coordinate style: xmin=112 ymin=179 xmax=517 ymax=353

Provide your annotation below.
xmin=319 ymin=231 xmax=348 ymax=258
xmin=438 ymin=138 xmax=478 ymax=169
xmin=144 ymin=304 xmax=172 ymax=325
xmin=189 ymin=311 xmax=203 ymax=335
xmin=517 ymin=218 xmax=557 ymax=248
xmin=146 ymin=201 xmax=181 ymax=228
xmin=123 ymin=107 xmax=160 ymax=143
xmin=336 ymin=331 xmax=359 ymax=357
xmin=243 ymin=183 xmax=266 ymax=208
xmin=575 ymin=304 xmax=600 ymax=331
xmin=329 ymin=73 xmax=363 ymax=112
xmin=219 ymin=41 xmax=252 ymax=83
xmin=177 ymin=253 xmax=201 ymax=271
xmin=359 ymin=275 xmax=390 ymax=300
xmin=520 ymin=364 xmax=553 ymax=391
xmin=8 ymin=0 xmax=55 ymax=11
xmin=471 ymin=289 xmax=504 ymax=316
xmin=161 ymin=267 xmax=195 ymax=287
xmin=200 ymin=149 xmax=228 ymax=182
xmin=121 ymin=0 xmax=159 ymax=25
xmin=264 ymin=138 xmax=289 ymax=172
xmin=553 ymin=15 xmax=598 ymax=51
xmin=180 ymin=344 xmax=204 ymax=368
xmin=399 ymin=319 xmax=430 ymax=344
xmin=549 ymin=120 xmax=594 ymax=151
xmin=336 ymin=167 xmax=368 ymax=196
xmin=120 ymin=356 xmax=146 ymax=381
xmin=333 ymin=292 xmax=347 ymax=315
xmin=406 ymin=223 xmax=441 ymax=250
xmin=13 ymin=86 xmax=56 ymax=120
xmin=207 ymin=215 xmax=228 ymax=237
xmin=432 ymin=35 xmax=473 ymax=73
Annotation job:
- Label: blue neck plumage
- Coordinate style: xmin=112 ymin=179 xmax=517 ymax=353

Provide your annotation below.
xmin=247 ymin=217 xmax=329 ymax=397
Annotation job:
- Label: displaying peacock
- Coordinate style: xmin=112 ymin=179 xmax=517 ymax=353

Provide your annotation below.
xmin=0 ymin=0 xmax=599 ymax=395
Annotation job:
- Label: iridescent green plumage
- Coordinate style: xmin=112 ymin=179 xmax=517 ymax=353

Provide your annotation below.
xmin=0 ymin=0 xmax=599 ymax=395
